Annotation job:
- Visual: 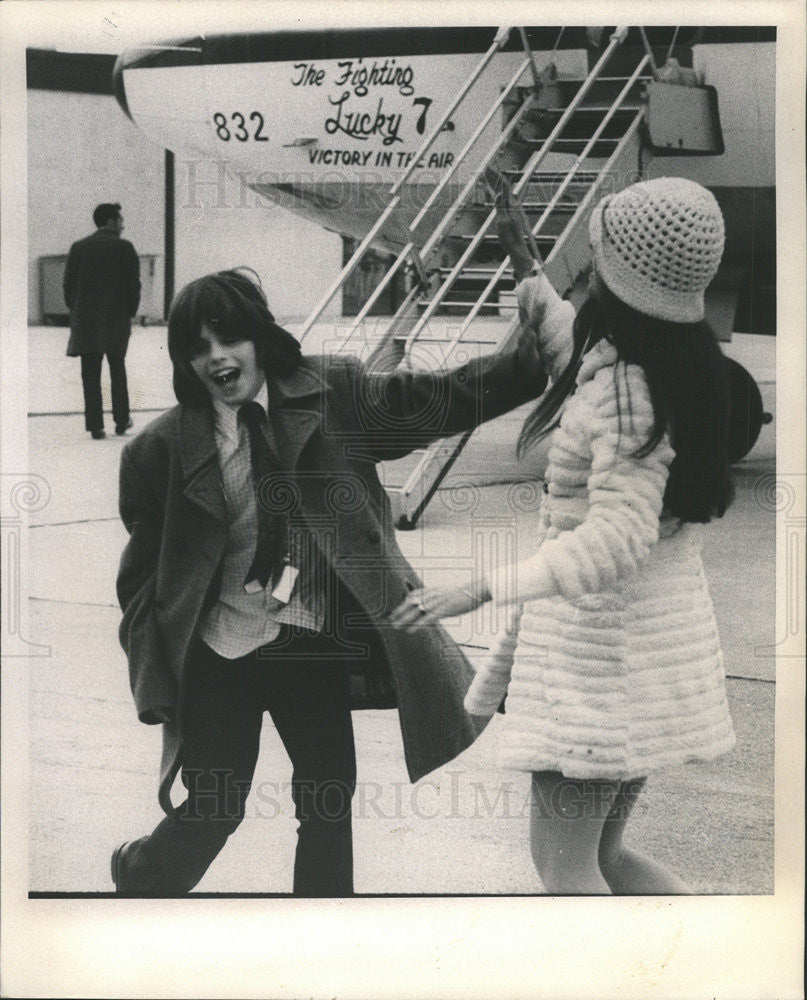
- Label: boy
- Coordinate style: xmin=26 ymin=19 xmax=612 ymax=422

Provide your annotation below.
xmin=112 ymin=267 xmax=547 ymax=895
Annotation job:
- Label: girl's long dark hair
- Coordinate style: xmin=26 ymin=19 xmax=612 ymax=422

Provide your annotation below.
xmin=167 ymin=268 xmax=303 ymax=407
xmin=518 ymin=283 xmax=732 ymax=522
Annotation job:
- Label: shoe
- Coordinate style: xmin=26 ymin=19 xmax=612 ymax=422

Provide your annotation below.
xmin=90 ymin=429 xmax=106 ymax=440
xmin=110 ymin=841 xmax=130 ymax=892
xmin=115 ymin=419 xmax=134 ymax=436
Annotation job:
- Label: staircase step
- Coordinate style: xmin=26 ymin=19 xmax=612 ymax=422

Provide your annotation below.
xmin=453 ymin=233 xmax=558 ymax=248
xmin=415 ymin=299 xmax=517 ymax=312
xmin=531 ymin=112 xmax=639 ymax=141
xmin=523 ymin=106 xmax=638 ymax=126
xmin=474 ymin=201 xmax=578 ymax=214
xmin=420 ymin=293 xmax=518 ymax=304
xmin=538 ymin=76 xmax=650 ymax=106
xmin=502 ymin=170 xmax=600 ymax=193
xmin=519 ymin=137 xmax=621 ymax=157
xmin=461 ymin=203 xmax=576 ymax=240
xmin=526 ymin=171 xmax=600 ymax=183
xmin=393 ymin=331 xmax=506 ymax=344
xmin=536 ymin=105 xmax=639 ymax=114
xmin=436 ymin=266 xmax=522 ymax=281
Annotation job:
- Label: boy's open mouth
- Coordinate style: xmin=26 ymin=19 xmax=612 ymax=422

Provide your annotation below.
xmin=212 ymin=367 xmax=239 ymax=387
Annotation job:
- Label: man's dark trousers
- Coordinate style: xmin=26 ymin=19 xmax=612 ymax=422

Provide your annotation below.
xmin=115 ymin=627 xmax=356 ymax=896
xmin=80 ymin=352 xmax=130 ymax=433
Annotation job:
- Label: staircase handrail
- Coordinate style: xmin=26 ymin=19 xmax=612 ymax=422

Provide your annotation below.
xmin=332 ymin=86 xmax=543 ymax=353
xmin=297 ymin=27 xmax=514 ymax=342
xmin=402 ymin=28 xmax=635 ymax=354
xmin=303 ymin=36 xmax=545 ymax=354
xmin=510 ymin=26 xmax=630 ymax=200
xmin=519 ymin=55 xmax=650 ymax=248
xmin=433 ymin=83 xmax=649 ymax=369
xmin=408 ymin=54 xmax=535 ymax=232
xmin=335 ymin=246 xmax=419 ymax=355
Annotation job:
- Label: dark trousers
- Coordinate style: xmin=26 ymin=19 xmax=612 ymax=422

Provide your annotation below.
xmin=80 ymin=352 xmax=129 ymax=432
xmin=117 ymin=628 xmax=357 ymax=896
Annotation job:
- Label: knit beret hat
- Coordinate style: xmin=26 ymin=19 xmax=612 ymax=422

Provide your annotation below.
xmin=588 ymin=177 xmax=725 ymax=322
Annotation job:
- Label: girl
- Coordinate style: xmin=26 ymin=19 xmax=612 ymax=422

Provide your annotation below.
xmin=391 ymin=176 xmax=736 ymax=894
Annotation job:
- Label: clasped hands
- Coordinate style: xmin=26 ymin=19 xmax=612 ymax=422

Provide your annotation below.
xmin=388 ymin=578 xmax=492 ymax=630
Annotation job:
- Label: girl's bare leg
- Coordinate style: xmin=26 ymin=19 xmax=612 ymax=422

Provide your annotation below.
xmin=598 ymin=778 xmax=692 ymax=894
xmin=530 ymin=771 xmax=620 ymax=894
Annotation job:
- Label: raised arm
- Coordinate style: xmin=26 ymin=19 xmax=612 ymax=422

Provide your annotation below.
xmin=516 ymin=271 xmax=576 ymax=382
xmin=491 ymin=165 xmax=576 ymax=382
xmin=350 ymin=333 xmax=548 ymax=463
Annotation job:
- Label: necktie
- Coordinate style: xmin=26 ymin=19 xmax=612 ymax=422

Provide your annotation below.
xmin=239 ymin=401 xmax=286 ymax=593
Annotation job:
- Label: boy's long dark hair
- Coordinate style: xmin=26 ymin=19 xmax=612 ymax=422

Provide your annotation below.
xmin=518 ymin=283 xmax=732 ymax=522
xmin=167 ymin=268 xmax=303 ymax=406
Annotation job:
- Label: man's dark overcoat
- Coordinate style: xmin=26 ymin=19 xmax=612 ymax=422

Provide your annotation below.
xmin=64 ymin=229 xmax=141 ymax=356
xmin=117 ymin=350 xmax=546 ymax=816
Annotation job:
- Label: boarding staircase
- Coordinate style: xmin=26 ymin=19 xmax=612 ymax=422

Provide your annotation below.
xmin=298 ymin=26 xmax=723 ymax=528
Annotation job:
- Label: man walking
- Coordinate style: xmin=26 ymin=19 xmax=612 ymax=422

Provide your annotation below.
xmin=64 ymin=203 xmax=141 ymax=439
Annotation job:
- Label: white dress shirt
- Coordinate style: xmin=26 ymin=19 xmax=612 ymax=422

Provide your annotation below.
xmin=198 ymin=381 xmax=322 ymax=658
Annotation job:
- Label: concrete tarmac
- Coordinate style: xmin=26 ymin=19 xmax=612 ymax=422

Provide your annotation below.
xmin=25 ymin=324 xmax=776 ymax=895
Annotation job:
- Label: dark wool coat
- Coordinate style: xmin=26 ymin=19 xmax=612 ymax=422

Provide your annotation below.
xmin=117 ymin=350 xmax=547 ymax=817
xmin=64 ymin=229 xmax=141 ymax=356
